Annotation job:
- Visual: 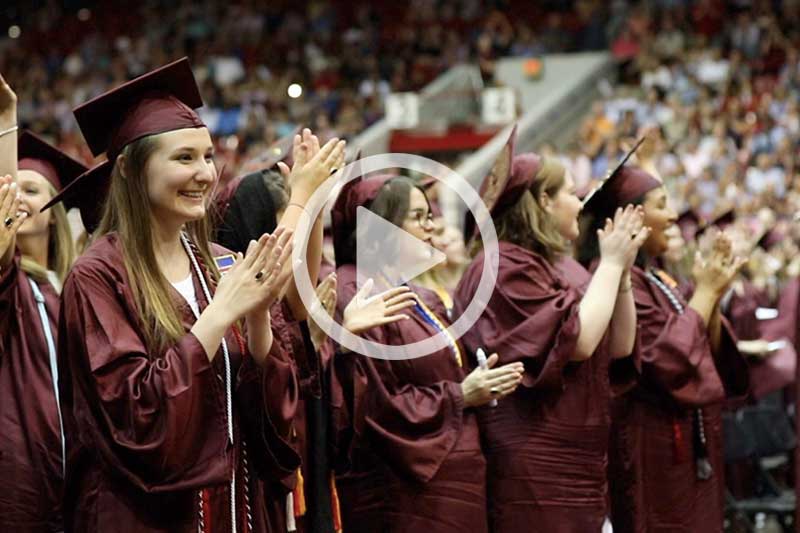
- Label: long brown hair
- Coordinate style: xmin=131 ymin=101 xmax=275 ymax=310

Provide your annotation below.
xmin=20 ymin=183 xmax=75 ymax=287
xmin=95 ymin=134 xmax=219 ymax=351
xmin=475 ymin=156 xmax=569 ymax=262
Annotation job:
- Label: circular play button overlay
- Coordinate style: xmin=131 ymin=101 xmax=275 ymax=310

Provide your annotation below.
xmin=291 ymin=153 xmax=499 ymax=360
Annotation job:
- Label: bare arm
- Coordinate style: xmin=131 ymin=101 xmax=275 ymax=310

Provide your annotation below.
xmin=277 ymin=131 xmax=346 ymax=320
xmin=575 ymin=206 xmax=648 ymax=361
xmin=687 ymin=286 xmax=718 ymax=326
xmin=0 ymin=73 xmax=17 ymax=182
xmin=707 ymin=300 xmax=723 ymax=355
xmin=576 ymin=260 xmax=624 ymax=360
xmin=190 ymin=301 xmax=237 ymax=361
xmin=0 ymin=74 xmax=19 ymax=268
xmin=245 ymin=309 xmax=274 ymax=365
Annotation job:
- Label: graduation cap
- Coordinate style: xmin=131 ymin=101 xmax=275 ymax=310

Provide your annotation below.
xmin=581 ymin=137 xmax=660 ymax=217
xmin=700 ymin=205 xmax=735 ymax=232
xmin=17 ymin=131 xmax=87 ymax=192
xmin=465 ymin=125 xmax=519 ymax=241
xmin=480 ymin=125 xmax=519 ymax=216
xmin=41 ymin=57 xmax=206 ymax=232
xmin=75 ymin=57 xmax=205 ymax=159
xmin=676 ymin=207 xmax=702 ymax=242
xmin=331 ymin=150 xmax=395 ymax=264
xmin=756 ymin=227 xmax=785 ymax=250
xmin=41 ymin=160 xmax=111 ymax=233
xmin=417 ymin=176 xmax=442 ymax=217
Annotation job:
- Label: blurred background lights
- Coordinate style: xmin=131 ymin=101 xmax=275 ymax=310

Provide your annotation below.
xmin=287 ymin=83 xmax=303 ymax=99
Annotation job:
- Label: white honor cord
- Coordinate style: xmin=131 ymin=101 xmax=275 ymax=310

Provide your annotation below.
xmin=29 ymin=279 xmax=66 ymax=478
xmin=181 ymin=234 xmax=236 ymax=533
xmin=286 ymin=493 xmax=297 ymax=532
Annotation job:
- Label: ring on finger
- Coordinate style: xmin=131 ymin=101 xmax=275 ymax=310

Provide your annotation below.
xmin=3 ymin=216 xmax=13 ymax=228
xmin=490 ymin=387 xmax=500 ymax=395
xmin=255 ymin=271 xmax=265 ymax=281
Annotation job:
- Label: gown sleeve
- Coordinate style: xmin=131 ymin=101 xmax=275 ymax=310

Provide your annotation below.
xmin=632 ymin=268 xmax=748 ymax=406
xmin=235 ymin=334 xmax=301 ymax=482
xmin=454 ymin=246 xmax=580 ymax=393
xmin=60 ymin=264 xmax=229 ymax=492
xmin=0 ymin=251 xmax=21 ymax=349
xmin=332 ymin=274 xmax=464 ymax=484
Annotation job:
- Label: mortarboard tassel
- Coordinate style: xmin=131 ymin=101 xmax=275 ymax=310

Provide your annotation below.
xmin=293 ymin=468 xmax=307 ymax=518
xmin=330 ymin=473 xmax=343 ymax=533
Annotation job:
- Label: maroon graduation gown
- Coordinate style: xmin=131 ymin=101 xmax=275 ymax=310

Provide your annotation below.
xmin=452 ymin=241 xmax=635 ymax=533
xmin=0 ymin=252 xmax=64 ymax=532
xmin=330 ymin=264 xmax=487 ymax=533
xmin=57 ymin=233 xmax=300 ymax=532
xmin=607 ymin=266 xmax=749 ymax=533
xmin=726 ymin=280 xmax=794 ymax=399
xmin=269 ymin=301 xmax=337 ymax=533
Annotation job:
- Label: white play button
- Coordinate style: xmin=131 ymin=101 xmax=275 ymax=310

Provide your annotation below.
xmin=355 ymin=206 xmax=446 ymax=292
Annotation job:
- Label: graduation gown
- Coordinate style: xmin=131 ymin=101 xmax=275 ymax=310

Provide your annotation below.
xmin=607 ymin=266 xmax=749 ymax=533
xmin=269 ymin=302 xmax=337 ymax=533
xmin=452 ymin=241 xmax=635 ymax=533
xmin=330 ymin=264 xmax=487 ymax=533
xmin=0 ymin=252 xmax=64 ymax=532
xmin=57 ymin=233 xmax=300 ymax=532
xmin=725 ymin=280 xmax=794 ymax=400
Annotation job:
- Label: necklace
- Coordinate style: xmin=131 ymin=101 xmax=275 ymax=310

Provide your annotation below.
xmin=413 ymin=295 xmax=463 ymax=367
xmin=645 ymin=269 xmax=713 ymax=481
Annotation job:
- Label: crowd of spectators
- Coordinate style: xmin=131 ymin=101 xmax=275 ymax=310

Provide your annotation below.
xmin=556 ymin=0 xmax=800 ymax=298
xmin=2 ymin=0 xmax=622 ymax=169
xmin=6 ymin=0 xmax=800 ymax=295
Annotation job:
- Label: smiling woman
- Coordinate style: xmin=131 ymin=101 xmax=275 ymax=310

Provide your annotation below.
xmin=141 ymin=130 xmax=217 ymax=225
xmin=0 ymin=127 xmax=86 ymax=532
xmin=327 ymin=172 xmax=524 ymax=533
xmin=579 ymin=164 xmax=750 ymax=532
xmin=45 ymin=58 xmax=305 ymax=533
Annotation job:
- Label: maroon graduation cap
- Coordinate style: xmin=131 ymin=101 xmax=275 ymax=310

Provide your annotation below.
xmin=331 ymin=150 xmax=396 ymax=264
xmin=465 ymin=125 xmax=521 ymax=241
xmin=75 ymin=57 xmax=205 ymax=159
xmin=581 ymin=136 xmax=659 ymax=215
xmin=18 ymin=131 xmax=87 ymax=192
xmin=677 ymin=208 xmax=702 ymax=242
xmin=41 ymin=57 xmax=206 ymax=232
xmin=479 ymin=125 xmax=519 ymax=217
xmin=41 ymin=161 xmax=111 ymax=233
xmin=756 ymin=226 xmax=785 ymax=250
xmin=701 ymin=205 xmax=735 ymax=232
xmin=418 ymin=176 xmax=443 ymax=218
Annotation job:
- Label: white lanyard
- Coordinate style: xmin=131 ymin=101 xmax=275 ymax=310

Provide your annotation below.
xmin=180 ymin=234 xmax=237 ymax=533
xmin=28 ymin=279 xmax=66 ymax=478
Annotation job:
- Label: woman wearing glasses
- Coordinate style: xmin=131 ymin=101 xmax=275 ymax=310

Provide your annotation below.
xmin=328 ymin=173 xmax=524 ymax=533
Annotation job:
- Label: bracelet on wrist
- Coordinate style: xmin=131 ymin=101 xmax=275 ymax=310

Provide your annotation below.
xmin=286 ymin=202 xmax=310 ymax=215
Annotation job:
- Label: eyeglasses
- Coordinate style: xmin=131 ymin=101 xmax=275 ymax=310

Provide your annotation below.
xmin=406 ymin=209 xmax=435 ymax=228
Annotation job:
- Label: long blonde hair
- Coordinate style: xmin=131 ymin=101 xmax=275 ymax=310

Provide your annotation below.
xmin=473 ymin=156 xmax=569 ymax=262
xmin=95 ymin=134 xmax=219 ymax=351
xmin=20 ymin=183 xmax=75 ymax=287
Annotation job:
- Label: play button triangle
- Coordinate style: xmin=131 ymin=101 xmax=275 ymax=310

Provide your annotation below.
xmin=356 ymin=206 xmax=446 ymax=292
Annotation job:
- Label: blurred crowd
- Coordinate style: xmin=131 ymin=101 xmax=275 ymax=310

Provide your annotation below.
xmin=3 ymin=0 xmax=626 ymax=170
xmin=552 ymin=0 xmax=800 ymax=301
xmin=6 ymin=0 xmax=800 ymax=296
